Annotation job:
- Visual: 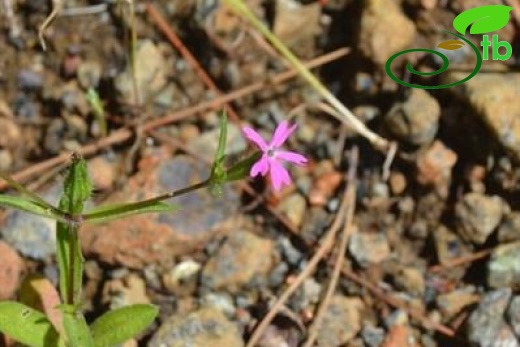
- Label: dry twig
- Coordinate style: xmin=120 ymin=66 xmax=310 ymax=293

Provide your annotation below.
xmin=428 ymin=249 xmax=492 ymax=273
xmin=339 ymin=267 xmax=456 ymax=337
xmin=302 ymin=148 xmax=358 ymax=347
xmin=244 ymin=149 xmax=359 ymax=347
xmin=38 ymin=0 xmax=64 ymax=50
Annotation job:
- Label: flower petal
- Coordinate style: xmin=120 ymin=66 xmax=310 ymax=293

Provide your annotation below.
xmin=243 ymin=127 xmax=268 ymax=151
xmin=270 ymin=121 xmax=297 ymax=148
xmin=275 ymin=150 xmax=308 ymax=166
xmin=250 ymin=155 xmax=270 ymax=177
xmin=269 ymin=159 xmax=292 ymax=191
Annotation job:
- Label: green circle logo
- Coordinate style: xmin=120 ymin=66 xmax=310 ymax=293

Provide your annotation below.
xmin=385 ymin=31 xmax=483 ymax=90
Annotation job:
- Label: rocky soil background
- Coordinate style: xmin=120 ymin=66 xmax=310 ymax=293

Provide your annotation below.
xmin=1 ymin=0 xmax=520 ymax=346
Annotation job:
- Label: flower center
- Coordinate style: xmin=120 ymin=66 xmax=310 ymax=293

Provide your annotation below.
xmin=267 ymin=148 xmax=275 ymax=157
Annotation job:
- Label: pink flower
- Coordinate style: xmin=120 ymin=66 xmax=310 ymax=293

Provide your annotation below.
xmin=243 ymin=121 xmax=308 ymax=191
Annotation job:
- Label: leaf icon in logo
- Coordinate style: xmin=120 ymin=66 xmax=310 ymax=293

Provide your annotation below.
xmin=453 ymin=5 xmax=512 ymax=35
xmin=437 ymin=40 xmax=465 ymax=50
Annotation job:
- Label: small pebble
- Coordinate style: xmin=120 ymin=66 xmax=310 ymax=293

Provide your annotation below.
xmin=488 ymin=242 xmax=520 ymax=288
xmin=389 ymin=171 xmax=407 ymax=195
xmin=385 ymin=89 xmax=440 ymax=146
xmin=349 ymin=232 xmax=391 ymax=267
xmin=77 ymin=61 xmax=102 ymax=89
xmin=309 ymin=171 xmax=342 ymax=207
xmin=200 ymin=292 xmax=236 ymax=317
xmin=358 ymin=0 xmax=416 ymax=65
xmin=315 ymin=296 xmax=363 ymax=347
xmin=17 ymin=69 xmax=44 ymax=90
xmin=12 ymin=95 xmax=39 ymax=121
xmin=149 ymin=308 xmax=244 ymax=347
xmin=278 ymin=193 xmax=306 ymax=228
xmin=455 ymin=192 xmax=505 ymax=245
xmin=361 ymin=325 xmax=385 ymax=347
xmin=1 ymin=209 xmax=57 ymax=260
xmin=201 ymin=230 xmax=275 ymax=292
xmin=88 ymin=156 xmax=116 ymax=191
xmin=467 ymin=288 xmax=518 ymax=347
xmin=436 ymin=287 xmax=480 ymax=319
xmin=497 ymin=212 xmax=520 ymax=243
xmin=506 ymin=295 xmax=520 ymax=338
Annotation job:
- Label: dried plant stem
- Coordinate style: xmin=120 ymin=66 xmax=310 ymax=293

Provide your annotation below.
xmin=339 ymin=267 xmax=456 ymax=337
xmin=0 ymin=48 xmax=348 ymax=191
xmin=302 ymin=148 xmax=358 ymax=347
xmin=244 ymin=149 xmax=359 ymax=347
xmin=429 ymin=249 xmax=492 ymax=273
xmin=222 ymin=0 xmax=389 ymax=151
xmin=146 ymin=3 xmax=242 ymax=124
xmin=38 ymin=0 xmax=64 ymax=50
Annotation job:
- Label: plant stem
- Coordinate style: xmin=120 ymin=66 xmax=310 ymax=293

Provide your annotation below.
xmin=222 ymin=0 xmax=389 ymax=150
xmin=82 ymin=179 xmax=210 ymax=221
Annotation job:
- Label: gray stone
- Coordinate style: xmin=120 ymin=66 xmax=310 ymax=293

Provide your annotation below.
xmin=0 ymin=185 xmax=61 ymax=259
xmin=467 ymin=288 xmax=518 ymax=347
xmin=358 ymin=0 xmax=416 ymax=65
xmin=488 ymin=242 xmax=520 ymax=288
xmin=149 ymin=308 xmax=244 ymax=347
xmin=444 ymin=73 xmax=520 ymax=161
xmin=507 ymin=296 xmax=520 ymax=338
xmin=349 ymin=232 xmax=391 ymax=267
xmin=498 ymin=213 xmax=520 ymax=243
xmin=361 ymin=325 xmax=385 ymax=347
xmin=455 ymin=193 xmax=505 ymax=245
xmin=201 ymin=230 xmax=275 ymax=292
xmin=316 ymin=296 xmax=363 ymax=347
xmin=385 ymin=88 xmax=440 ymax=146
xmin=114 ymin=40 xmax=169 ymax=104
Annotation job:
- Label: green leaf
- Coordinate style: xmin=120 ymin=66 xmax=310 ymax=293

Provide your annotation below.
xmin=453 ymin=5 xmax=512 ymax=35
xmin=0 ymin=194 xmax=59 ymax=220
xmin=0 ymin=171 xmax=57 ymax=213
xmin=62 ymin=309 xmax=94 ymax=347
xmin=83 ymin=201 xmax=178 ymax=223
xmin=91 ymin=304 xmax=158 ymax=347
xmin=0 ymin=301 xmax=64 ymax=347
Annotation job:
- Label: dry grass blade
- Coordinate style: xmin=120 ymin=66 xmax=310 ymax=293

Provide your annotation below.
xmin=38 ymin=0 xmax=64 ymax=50
xmin=301 ymin=147 xmax=358 ymax=347
xmin=244 ymin=149 xmax=359 ymax=347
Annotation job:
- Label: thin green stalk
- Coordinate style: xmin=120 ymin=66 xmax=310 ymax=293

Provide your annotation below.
xmin=222 ymin=0 xmax=389 ymax=150
xmin=82 ymin=179 xmax=210 ymax=221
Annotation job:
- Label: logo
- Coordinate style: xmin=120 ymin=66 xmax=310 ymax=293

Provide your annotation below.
xmin=385 ymin=5 xmax=513 ymax=89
